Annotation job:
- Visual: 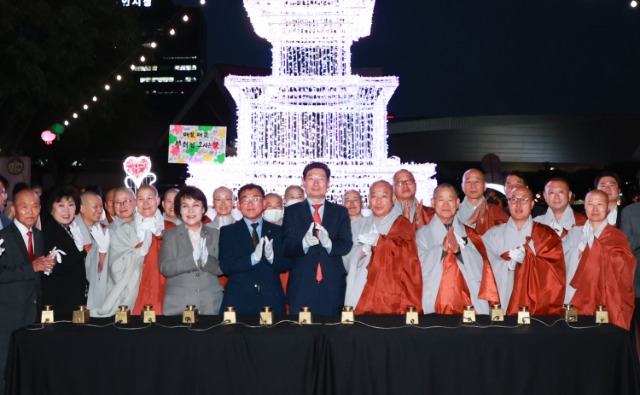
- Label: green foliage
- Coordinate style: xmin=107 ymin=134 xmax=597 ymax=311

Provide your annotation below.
xmin=0 ymin=0 xmax=147 ymax=157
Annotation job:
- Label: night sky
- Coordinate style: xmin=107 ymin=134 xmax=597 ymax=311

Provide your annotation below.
xmin=176 ymin=0 xmax=640 ymax=119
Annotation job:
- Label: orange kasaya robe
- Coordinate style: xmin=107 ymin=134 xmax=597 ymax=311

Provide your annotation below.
xmin=474 ymin=204 xmax=510 ymax=236
xmin=570 ymin=225 xmax=635 ymax=330
xmin=558 ymin=211 xmax=588 ymax=239
xmin=466 ymin=225 xmax=501 ymax=307
xmin=415 ymin=206 xmax=435 ymax=230
xmin=432 ymin=226 xmax=500 ymax=314
xmin=133 ymin=235 xmax=166 ymax=315
xmin=503 ymin=222 xmax=566 ymax=316
xmin=356 ymin=216 xmax=423 ymax=314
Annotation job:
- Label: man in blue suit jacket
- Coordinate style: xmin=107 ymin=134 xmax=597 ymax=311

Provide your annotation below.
xmin=283 ymin=162 xmax=353 ymax=316
xmin=220 ymin=184 xmax=291 ymax=314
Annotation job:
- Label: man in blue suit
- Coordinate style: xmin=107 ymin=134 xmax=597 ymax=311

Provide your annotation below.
xmin=283 ymin=162 xmax=353 ymax=316
xmin=219 ymin=183 xmax=290 ymax=314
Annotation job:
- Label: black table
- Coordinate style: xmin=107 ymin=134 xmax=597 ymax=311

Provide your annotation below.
xmin=6 ymin=315 xmax=640 ymax=395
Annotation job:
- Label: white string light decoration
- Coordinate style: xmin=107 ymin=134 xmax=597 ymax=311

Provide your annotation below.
xmin=187 ymin=0 xmax=437 ymax=203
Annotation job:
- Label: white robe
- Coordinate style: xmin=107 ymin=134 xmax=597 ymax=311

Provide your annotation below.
xmin=73 ymin=216 xmax=109 ymax=310
xmin=92 ymin=219 xmax=143 ymax=317
xmin=343 ymin=207 xmax=401 ymax=308
xmin=561 ymin=221 xmax=606 ymax=303
xmin=417 ymin=215 xmax=489 ymax=314
xmin=482 ymin=217 xmax=535 ymax=311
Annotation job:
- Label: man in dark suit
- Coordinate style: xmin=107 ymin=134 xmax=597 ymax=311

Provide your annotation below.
xmin=282 ymin=162 xmax=353 ymax=316
xmin=0 ymin=189 xmax=55 ymax=391
xmin=219 ymin=184 xmax=290 ymax=314
xmin=595 ymin=171 xmax=624 ymax=228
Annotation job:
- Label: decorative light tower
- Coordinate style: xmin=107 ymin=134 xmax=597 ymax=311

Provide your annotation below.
xmin=187 ymin=0 xmax=436 ymax=203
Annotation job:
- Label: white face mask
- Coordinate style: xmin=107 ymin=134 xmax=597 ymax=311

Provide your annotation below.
xmin=263 ymin=209 xmax=284 ymax=224
xmin=285 ymin=199 xmax=303 ymax=207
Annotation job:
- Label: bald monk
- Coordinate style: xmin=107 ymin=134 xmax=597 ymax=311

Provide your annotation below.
xmin=418 ymin=184 xmax=500 ymax=315
xmin=344 ymin=181 xmax=423 ymax=314
xmin=393 ymin=169 xmax=435 ymax=230
xmin=534 ymin=178 xmax=586 ymax=238
xmin=458 ymin=168 xmax=509 ymax=235
xmin=483 ymin=186 xmax=566 ymax=316
xmin=563 ymin=190 xmax=635 ymax=330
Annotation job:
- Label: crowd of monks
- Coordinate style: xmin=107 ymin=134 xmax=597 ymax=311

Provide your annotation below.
xmin=0 ymin=164 xmax=639 ymax=389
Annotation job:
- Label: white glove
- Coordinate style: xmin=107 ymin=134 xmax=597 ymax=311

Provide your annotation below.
xmin=45 ymin=247 xmax=67 ymax=275
xmin=358 ymin=224 xmax=380 ymax=247
xmin=90 ymin=225 xmax=110 ymax=253
xmin=0 ymin=239 xmax=4 ymax=256
xmin=302 ymin=223 xmax=320 ymax=249
xmin=192 ymin=238 xmax=203 ymax=266
xmin=263 ymin=236 xmax=274 ymax=263
xmin=508 ymin=245 xmax=526 ymax=264
xmin=316 ymin=224 xmax=332 ymax=250
xmin=68 ymin=222 xmax=84 ymax=252
xmin=198 ymin=238 xmax=208 ymax=265
xmin=253 ymin=236 xmax=265 ymax=261
xmin=453 ymin=230 xmax=467 ymax=251
xmin=138 ymin=231 xmax=152 ymax=257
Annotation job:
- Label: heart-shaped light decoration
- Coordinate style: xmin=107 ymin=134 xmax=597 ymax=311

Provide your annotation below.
xmin=123 ymin=156 xmax=154 ymax=188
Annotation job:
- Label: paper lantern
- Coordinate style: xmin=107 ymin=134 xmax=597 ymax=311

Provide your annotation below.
xmin=41 ymin=130 xmax=56 ymax=145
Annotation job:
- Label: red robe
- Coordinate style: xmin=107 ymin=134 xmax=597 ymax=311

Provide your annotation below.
xmin=474 ymin=204 xmax=510 ymax=236
xmin=133 ymin=235 xmax=166 ymax=315
xmin=570 ymin=225 xmax=635 ymax=330
xmin=356 ymin=216 xmax=423 ymax=314
xmin=504 ymin=222 xmax=566 ymax=316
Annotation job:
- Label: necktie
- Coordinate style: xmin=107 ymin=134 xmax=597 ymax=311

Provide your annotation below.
xmin=251 ymin=223 xmax=260 ymax=247
xmin=312 ymin=204 xmax=323 ymax=282
xmin=27 ymin=230 xmax=35 ymax=261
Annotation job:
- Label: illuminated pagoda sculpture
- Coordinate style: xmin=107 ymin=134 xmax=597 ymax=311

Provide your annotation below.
xmin=187 ymin=0 xmax=436 ymax=202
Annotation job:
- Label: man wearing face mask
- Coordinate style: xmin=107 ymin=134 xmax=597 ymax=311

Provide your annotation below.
xmin=263 ymin=193 xmax=284 ymax=225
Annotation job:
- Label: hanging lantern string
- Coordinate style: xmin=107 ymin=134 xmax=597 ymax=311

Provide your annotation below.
xmin=56 ymin=4 xmax=202 ymax=129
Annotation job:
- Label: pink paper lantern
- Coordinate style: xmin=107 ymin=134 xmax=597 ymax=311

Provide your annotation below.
xmin=41 ymin=130 xmax=56 ymax=145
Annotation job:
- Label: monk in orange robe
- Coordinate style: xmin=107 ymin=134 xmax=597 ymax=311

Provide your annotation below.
xmin=344 ymin=180 xmax=423 ymax=314
xmin=132 ymin=185 xmax=167 ymax=315
xmin=393 ymin=169 xmax=435 ymax=230
xmin=534 ymin=178 xmax=587 ymax=238
xmin=458 ymin=168 xmax=509 ymax=235
xmin=417 ymin=184 xmax=500 ymax=314
xmin=483 ymin=186 xmax=565 ymax=316
xmin=563 ymin=190 xmax=635 ymax=330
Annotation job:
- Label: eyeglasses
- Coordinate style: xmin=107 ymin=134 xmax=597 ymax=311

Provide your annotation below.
xmin=394 ymin=179 xmax=415 ymax=187
xmin=306 ymin=175 xmax=326 ymax=182
xmin=507 ymin=197 xmax=530 ymax=204
xmin=213 ymin=197 xmax=233 ymax=202
xmin=114 ymin=199 xmax=133 ymax=206
xmin=239 ymin=196 xmax=263 ymax=205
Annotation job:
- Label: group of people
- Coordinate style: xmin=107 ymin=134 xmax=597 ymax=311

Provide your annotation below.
xmin=0 ymin=164 xmax=638 ymax=390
